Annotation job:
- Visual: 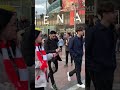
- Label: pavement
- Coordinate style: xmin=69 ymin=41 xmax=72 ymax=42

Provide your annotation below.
xmin=45 ymin=46 xmax=85 ymax=90
xmin=45 ymin=46 xmax=120 ymax=90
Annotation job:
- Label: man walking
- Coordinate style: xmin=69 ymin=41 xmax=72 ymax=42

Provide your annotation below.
xmin=67 ymin=27 xmax=85 ymax=88
xmin=86 ymin=2 xmax=117 ymax=90
xmin=44 ymin=31 xmax=61 ymax=90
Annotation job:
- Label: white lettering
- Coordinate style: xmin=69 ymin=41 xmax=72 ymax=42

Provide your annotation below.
xmin=76 ymin=13 xmax=81 ymax=22
xmin=44 ymin=16 xmax=49 ymax=25
xmin=57 ymin=14 xmax=64 ymax=24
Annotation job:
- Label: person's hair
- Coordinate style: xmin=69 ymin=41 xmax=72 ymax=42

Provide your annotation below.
xmin=21 ymin=25 xmax=35 ymax=66
xmin=35 ymin=30 xmax=41 ymax=40
xmin=67 ymin=32 xmax=71 ymax=36
xmin=0 ymin=9 xmax=14 ymax=34
xmin=50 ymin=30 xmax=56 ymax=34
xmin=76 ymin=26 xmax=83 ymax=32
xmin=97 ymin=1 xmax=115 ymax=18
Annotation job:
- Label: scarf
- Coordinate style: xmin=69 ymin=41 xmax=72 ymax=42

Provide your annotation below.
xmin=0 ymin=41 xmax=28 ymax=90
xmin=35 ymin=43 xmax=48 ymax=80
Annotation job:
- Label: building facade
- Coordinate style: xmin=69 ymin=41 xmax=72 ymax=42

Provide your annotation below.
xmin=37 ymin=0 xmax=85 ymax=33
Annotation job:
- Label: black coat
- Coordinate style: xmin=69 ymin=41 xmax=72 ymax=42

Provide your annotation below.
xmin=44 ymin=38 xmax=58 ymax=54
xmin=86 ymin=22 xmax=117 ymax=72
xmin=44 ymin=38 xmax=62 ymax=61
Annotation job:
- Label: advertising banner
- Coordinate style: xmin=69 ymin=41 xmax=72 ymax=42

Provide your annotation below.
xmin=62 ymin=0 xmax=85 ymax=11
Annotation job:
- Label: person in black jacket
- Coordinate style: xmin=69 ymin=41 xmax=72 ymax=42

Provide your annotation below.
xmin=85 ymin=15 xmax=100 ymax=90
xmin=44 ymin=31 xmax=61 ymax=90
xmin=86 ymin=2 xmax=117 ymax=90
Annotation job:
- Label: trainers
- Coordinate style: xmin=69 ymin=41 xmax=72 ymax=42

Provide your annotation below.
xmin=51 ymin=84 xmax=58 ymax=90
xmin=77 ymin=83 xmax=85 ymax=88
xmin=67 ymin=72 xmax=71 ymax=81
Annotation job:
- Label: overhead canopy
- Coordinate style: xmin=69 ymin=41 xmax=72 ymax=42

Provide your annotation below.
xmin=48 ymin=0 xmax=57 ymax=4
xmin=47 ymin=0 xmax=62 ymax=14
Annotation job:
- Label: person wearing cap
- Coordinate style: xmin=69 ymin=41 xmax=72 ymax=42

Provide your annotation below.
xmin=35 ymin=29 xmax=58 ymax=90
xmin=0 ymin=8 xmax=29 ymax=90
xmin=67 ymin=27 xmax=85 ymax=88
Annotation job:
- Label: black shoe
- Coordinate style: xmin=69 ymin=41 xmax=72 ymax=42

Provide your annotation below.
xmin=57 ymin=55 xmax=62 ymax=61
xmin=47 ymin=75 xmax=49 ymax=82
xmin=51 ymin=84 xmax=58 ymax=90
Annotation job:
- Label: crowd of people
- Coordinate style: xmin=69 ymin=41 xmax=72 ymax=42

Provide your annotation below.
xmin=0 ymin=5 xmax=85 ymax=90
xmin=0 ymin=1 xmax=120 ymax=90
xmin=35 ymin=26 xmax=85 ymax=90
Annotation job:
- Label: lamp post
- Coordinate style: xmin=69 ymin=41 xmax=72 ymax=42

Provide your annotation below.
xmin=72 ymin=0 xmax=77 ymax=33
xmin=46 ymin=0 xmax=47 ymax=15
xmin=36 ymin=11 xmax=38 ymax=26
xmin=74 ymin=3 xmax=77 ymax=33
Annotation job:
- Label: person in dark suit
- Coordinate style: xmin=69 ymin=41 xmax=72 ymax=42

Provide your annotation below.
xmin=67 ymin=27 xmax=85 ymax=88
xmin=86 ymin=2 xmax=117 ymax=90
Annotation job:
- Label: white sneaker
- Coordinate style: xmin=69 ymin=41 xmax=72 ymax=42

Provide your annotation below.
xmin=67 ymin=72 xmax=71 ymax=81
xmin=77 ymin=84 xmax=85 ymax=88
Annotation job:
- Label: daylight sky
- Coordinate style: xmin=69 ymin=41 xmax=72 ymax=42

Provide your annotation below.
xmin=35 ymin=0 xmax=50 ymax=15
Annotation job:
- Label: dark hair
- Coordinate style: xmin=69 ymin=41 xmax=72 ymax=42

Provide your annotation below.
xmin=0 ymin=9 xmax=14 ymax=34
xmin=21 ymin=25 xmax=35 ymax=66
xmin=50 ymin=30 xmax=56 ymax=34
xmin=76 ymin=27 xmax=83 ymax=32
xmin=67 ymin=32 xmax=71 ymax=36
xmin=97 ymin=2 xmax=115 ymax=18
xmin=35 ymin=30 xmax=41 ymax=40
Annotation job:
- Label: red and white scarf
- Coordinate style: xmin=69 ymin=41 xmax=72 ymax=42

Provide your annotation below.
xmin=35 ymin=43 xmax=48 ymax=80
xmin=0 ymin=41 xmax=28 ymax=90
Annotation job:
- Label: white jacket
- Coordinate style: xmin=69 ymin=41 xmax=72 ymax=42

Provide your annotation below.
xmin=35 ymin=53 xmax=53 ymax=88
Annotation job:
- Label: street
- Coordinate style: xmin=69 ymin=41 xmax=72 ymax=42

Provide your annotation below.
xmin=45 ymin=46 xmax=85 ymax=90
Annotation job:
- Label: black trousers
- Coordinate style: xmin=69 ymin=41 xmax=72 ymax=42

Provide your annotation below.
xmin=35 ymin=87 xmax=44 ymax=90
xmin=116 ymin=39 xmax=120 ymax=51
xmin=69 ymin=56 xmax=82 ymax=84
xmin=48 ymin=60 xmax=58 ymax=85
xmin=90 ymin=70 xmax=114 ymax=90
xmin=65 ymin=51 xmax=73 ymax=65
xmin=85 ymin=68 xmax=91 ymax=88
xmin=30 ymin=82 xmax=35 ymax=90
xmin=60 ymin=46 xmax=63 ymax=51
